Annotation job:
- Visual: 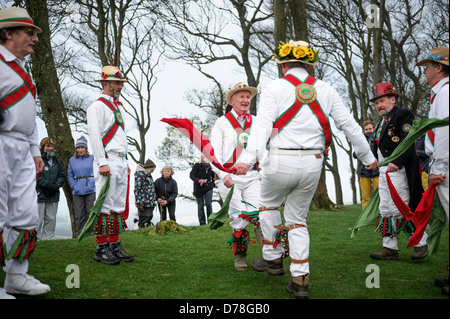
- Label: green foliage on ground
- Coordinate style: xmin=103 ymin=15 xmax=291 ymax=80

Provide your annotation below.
xmin=1 ymin=205 xmax=448 ymax=299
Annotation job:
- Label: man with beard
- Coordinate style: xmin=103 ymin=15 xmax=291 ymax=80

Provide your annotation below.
xmin=86 ymin=65 xmax=133 ymax=265
xmin=369 ymin=83 xmax=428 ymax=261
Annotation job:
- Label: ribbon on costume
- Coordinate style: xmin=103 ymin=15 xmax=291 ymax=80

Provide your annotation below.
xmin=385 ymin=172 xmax=442 ymax=248
xmin=78 ymin=176 xmax=110 ymax=242
xmin=351 ymin=117 xmax=449 ymax=248
xmin=161 ymin=118 xmax=234 ymax=174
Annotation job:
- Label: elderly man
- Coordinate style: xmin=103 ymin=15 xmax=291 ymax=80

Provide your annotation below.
xmin=369 ymin=83 xmax=427 ymax=261
xmin=210 ymin=82 xmax=263 ymax=271
xmin=0 ymin=7 xmax=50 ymax=298
xmin=86 ymin=65 xmax=133 ymax=265
xmin=416 ymin=47 xmax=449 ymax=296
xmin=234 ymin=40 xmax=377 ymax=298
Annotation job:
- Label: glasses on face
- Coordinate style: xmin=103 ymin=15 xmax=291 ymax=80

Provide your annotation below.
xmin=22 ymin=28 xmax=38 ymax=36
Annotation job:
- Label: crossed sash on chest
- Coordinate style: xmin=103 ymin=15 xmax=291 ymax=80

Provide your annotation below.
xmin=97 ymin=97 xmax=125 ymax=158
xmin=426 ymin=81 xmax=449 ymax=147
xmin=271 ymin=74 xmax=332 ymax=157
xmin=223 ymin=112 xmax=252 ymax=169
xmin=0 ymin=53 xmax=37 ymax=113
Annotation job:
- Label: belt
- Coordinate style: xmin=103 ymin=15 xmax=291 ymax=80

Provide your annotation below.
xmin=107 ymin=151 xmax=127 ymax=158
xmin=269 ymin=148 xmax=321 ymax=156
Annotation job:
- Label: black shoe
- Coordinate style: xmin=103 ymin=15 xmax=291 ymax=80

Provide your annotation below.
xmin=94 ymin=243 xmax=121 ymax=265
xmin=286 ymin=280 xmax=309 ymax=299
xmin=111 ymin=241 xmax=134 ymax=262
xmin=251 ymin=257 xmax=284 ymax=276
xmin=434 ymin=278 xmax=449 ymax=288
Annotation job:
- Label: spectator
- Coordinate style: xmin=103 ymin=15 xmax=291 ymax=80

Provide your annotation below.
xmin=190 ymin=156 xmax=215 ymax=225
xmin=134 ymin=159 xmax=157 ymax=228
xmin=155 ymin=165 xmax=178 ymax=222
xmin=67 ymin=136 xmax=96 ymax=237
xmin=36 ymin=137 xmax=65 ymax=240
xmin=353 ymin=121 xmax=379 ymax=210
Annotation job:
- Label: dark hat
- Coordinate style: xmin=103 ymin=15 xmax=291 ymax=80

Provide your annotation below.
xmin=143 ymin=159 xmax=156 ymax=169
xmin=370 ymin=83 xmax=399 ymax=102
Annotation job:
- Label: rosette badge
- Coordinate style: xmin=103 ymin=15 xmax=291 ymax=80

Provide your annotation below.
xmin=273 ymin=40 xmax=319 ymax=66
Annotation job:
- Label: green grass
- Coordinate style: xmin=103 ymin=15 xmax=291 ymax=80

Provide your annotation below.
xmin=1 ymin=204 xmax=448 ymax=299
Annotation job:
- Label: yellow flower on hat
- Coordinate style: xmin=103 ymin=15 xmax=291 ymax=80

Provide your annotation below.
xmin=279 ymin=43 xmax=293 ymax=57
xmin=307 ymin=48 xmax=315 ymax=61
xmin=293 ymin=46 xmax=307 ymax=59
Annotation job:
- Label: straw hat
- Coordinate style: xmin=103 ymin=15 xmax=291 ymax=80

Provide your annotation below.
xmin=370 ymin=83 xmax=399 ymax=102
xmin=95 ymin=65 xmax=127 ymax=82
xmin=273 ymin=40 xmax=319 ymax=66
xmin=416 ymin=47 xmax=449 ymax=67
xmin=0 ymin=7 xmax=42 ymax=33
xmin=226 ymin=82 xmax=258 ymax=105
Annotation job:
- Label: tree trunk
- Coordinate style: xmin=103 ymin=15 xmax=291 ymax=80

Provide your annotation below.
xmin=26 ymin=0 xmax=77 ymax=238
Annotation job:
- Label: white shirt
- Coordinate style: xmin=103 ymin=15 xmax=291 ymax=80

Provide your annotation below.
xmin=240 ymin=67 xmax=376 ymax=166
xmin=426 ymin=76 xmax=449 ymax=176
xmin=0 ymin=44 xmax=40 ymax=157
xmin=210 ymin=108 xmax=262 ymax=180
xmin=86 ymin=93 xmax=128 ymax=167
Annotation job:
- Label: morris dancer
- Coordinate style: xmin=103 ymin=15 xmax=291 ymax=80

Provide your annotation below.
xmin=369 ymin=83 xmax=428 ymax=261
xmin=0 ymin=7 xmax=50 ymax=298
xmin=234 ymin=40 xmax=377 ymax=298
xmin=87 ymin=65 xmax=133 ymax=265
xmin=416 ymin=47 xmax=449 ymax=295
xmin=210 ymin=82 xmax=263 ymax=271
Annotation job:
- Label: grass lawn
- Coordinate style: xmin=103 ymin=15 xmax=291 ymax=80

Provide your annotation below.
xmin=1 ymin=204 xmax=448 ymax=301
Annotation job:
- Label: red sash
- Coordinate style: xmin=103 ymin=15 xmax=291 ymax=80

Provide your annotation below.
xmin=98 ymin=97 xmax=125 ymax=157
xmin=0 ymin=54 xmax=37 ymax=112
xmin=427 ymin=81 xmax=449 ymax=147
xmin=223 ymin=112 xmax=252 ymax=169
xmin=272 ymin=74 xmax=332 ymax=157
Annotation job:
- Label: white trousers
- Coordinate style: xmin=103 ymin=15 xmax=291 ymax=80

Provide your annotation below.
xmin=436 ymin=168 xmax=449 ymax=220
xmin=94 ymin=154 xmax=128 ymax=215
xmin=378 ymin=166 xmax=427 ymax=249
xmin=258 ymin=152 xmax=323 ymax=277
xmin=0 ymin=132 xmax=39 ymax=275
xmin=217 ymin=170 xmax=260 ymax=231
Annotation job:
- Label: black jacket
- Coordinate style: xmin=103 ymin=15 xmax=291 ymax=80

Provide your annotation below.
xmin=154 ymin=175 xmax=178 ymax=205
xmin=371 ymin=106 xmax=423 ymax=211
xmin=189 ymin=162 xmax=215 ymax=197
xmin=354 ymin=133 xmax=379 ymax=178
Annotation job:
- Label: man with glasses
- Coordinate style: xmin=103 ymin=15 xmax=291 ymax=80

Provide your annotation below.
xmin=0 ymin=6 xmax=50 ymax=298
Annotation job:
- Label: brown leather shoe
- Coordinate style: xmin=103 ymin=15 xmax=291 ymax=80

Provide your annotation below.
xmin=251 ymin=257 xmax=284 ymax=275
xmin=287 ymin=275 xmax=309 ymax=299
xmin=370 ymin=247 xmax=399 ymax=260
xmin=411 ymin=245 xmax=428 ymax=260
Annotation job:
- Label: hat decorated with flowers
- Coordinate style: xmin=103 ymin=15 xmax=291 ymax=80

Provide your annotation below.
xmin=226 ymin=82 xmax=258 ymax=105
xmin=95 ymin=65 xmax=127 ymax=82
xmin=370 ymin=82 xmax=399 ymax=102
xmin=416 ymin=47 xmax=449 ymax=67
xmin=273 ymin=40 xmax=319 ymax=65
xmin=0 ymin=7 xmax=42 ymax=33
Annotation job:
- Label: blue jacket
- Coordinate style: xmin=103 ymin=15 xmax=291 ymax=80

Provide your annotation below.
xmin=68 ymin=155 xmax=96 ymax=195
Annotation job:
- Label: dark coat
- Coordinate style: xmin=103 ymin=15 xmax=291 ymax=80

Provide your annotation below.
xmin=154 ymin=175 xmax=178 ymax=204
xmin=36 ymin=152 xmax=66 ymax=202
xmin=189 ymin=162 xmax=215 ymax=197
xmin=371 ymin=106 xmax=423 ymax=211
xmin=354 ymin=132 xmax=379 ymax=178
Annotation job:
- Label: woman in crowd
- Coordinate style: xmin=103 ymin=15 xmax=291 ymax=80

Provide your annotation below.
xmin=67 ymin=136 xmax=96 ymax=237
xmin=134 ymin=159 xmax=157 ymax=228
xmin=155 ymin=165 xmax=178 ymax=222
xmin=36 ymin=137 xmax=65 ymax=240
xmin=190 ymin=156 xmax=215 ymax=225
